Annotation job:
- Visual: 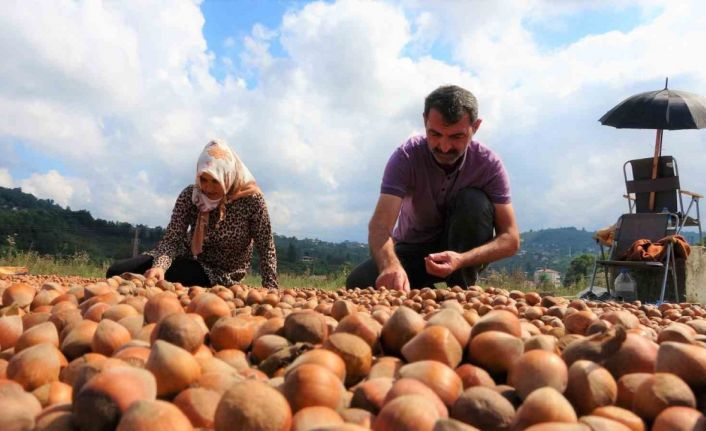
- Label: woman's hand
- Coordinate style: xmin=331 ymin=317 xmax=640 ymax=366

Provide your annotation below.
xmin=144 ymin=267 xmax=165 ymax=281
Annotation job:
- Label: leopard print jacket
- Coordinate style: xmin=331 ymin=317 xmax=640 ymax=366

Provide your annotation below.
xmin=145 ymin=185 xmax=278 ymax=288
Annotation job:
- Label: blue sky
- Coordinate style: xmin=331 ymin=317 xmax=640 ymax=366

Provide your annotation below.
xmin=201 ymin=0 xmax=294 ymax=82
xmin=1 ymin=0 xmax=705 ymax=242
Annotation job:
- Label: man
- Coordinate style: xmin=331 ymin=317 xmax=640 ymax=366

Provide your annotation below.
xmin=346 ymin=85 xmax=520 ymax=292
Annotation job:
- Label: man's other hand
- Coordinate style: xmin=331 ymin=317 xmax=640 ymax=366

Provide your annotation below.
xmin=425 ymin=251 xmax=462 ymax=278
xmin=375 ymin=265 xmax=410 ymax=294
xmin=144 ymin=267 xmax=165 ymax=281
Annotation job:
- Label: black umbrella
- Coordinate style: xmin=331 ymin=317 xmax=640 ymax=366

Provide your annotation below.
xmin=599 ymin=78 xmax=706 ymax=209
xmin=600 ymin=79 xmax=706 ymax=130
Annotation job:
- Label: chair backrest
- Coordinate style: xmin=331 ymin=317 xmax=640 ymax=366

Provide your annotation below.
xmin=624 ymin=156 xmax=682 ymax=213
xmin=609 ymin=213 xmax=671 ymax=260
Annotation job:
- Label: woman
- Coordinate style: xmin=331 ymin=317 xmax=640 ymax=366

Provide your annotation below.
xmin=106 ymin=140 xmax=278 ymax=288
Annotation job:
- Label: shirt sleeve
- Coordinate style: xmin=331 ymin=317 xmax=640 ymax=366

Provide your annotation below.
xmin=380 ymin=146 xmax=412 ymax=197
xmin=250 ymin=193 xmax=278 ymax=288
xmin=150 ymin=186 xmax=194 ymax=269
xmin=484 ymin=157 xmax=512 ymax=204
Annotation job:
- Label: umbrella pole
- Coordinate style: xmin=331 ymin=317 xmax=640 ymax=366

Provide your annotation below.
xmin=648 ymin=129 xmax=664 ymax=211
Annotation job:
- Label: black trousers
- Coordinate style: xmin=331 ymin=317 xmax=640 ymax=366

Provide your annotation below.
xmin=106 ymin=254 xmax=211 ymax=287
xmin=346 ymin=187 xmax=495 ymax=289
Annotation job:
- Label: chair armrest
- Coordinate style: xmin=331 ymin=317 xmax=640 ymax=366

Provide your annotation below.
xmin=680 ymin=189 xmax=704 ymax=199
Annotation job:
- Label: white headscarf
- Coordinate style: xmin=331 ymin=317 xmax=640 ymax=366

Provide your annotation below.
xmin=191 ymin=139 xmax=259 ymax=257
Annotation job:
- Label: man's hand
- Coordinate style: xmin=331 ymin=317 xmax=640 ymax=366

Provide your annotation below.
xmin=144 ymin=267 xmax=165 ymax=281
xmin=425 ymin=251 xmax=462 ymax=278
xmin=375 ymin=264 xmax=410 ymax=294
xmin=369 ymin=194 xmax=408 ymax=294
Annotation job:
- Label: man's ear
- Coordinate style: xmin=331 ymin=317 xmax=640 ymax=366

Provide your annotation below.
xmin=472 ymin=118 xmax=483 ymax=133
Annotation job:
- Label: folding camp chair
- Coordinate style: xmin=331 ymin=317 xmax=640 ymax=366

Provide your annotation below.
xmin=588 ymin=213 xmax=680 ymax=303
xmin=624 ymin=156 xmax=702 ymax=239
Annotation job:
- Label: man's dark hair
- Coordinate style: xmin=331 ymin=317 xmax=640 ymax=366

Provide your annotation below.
xmin=424 ymin=85 xmax=478 ymax=124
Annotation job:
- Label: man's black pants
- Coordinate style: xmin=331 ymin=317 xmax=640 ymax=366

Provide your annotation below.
xmin=106 ymin=254 xmax=210 ymax=287
xmin=346 ymin=187 xmax=495 ymax=289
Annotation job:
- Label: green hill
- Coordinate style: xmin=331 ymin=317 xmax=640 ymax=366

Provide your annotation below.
xmin=0 ymin=186 xmax=164 ymax=262
xmin=489 ymin=227 xmax=597 ymax=276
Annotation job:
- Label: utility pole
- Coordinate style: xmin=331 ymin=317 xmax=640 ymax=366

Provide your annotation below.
xmin=132 ymin=227 xmax=140 ymax=257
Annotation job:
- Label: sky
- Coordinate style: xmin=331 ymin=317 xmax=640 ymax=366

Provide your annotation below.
xmin=1 ymin=0 xmax=706 ymax=243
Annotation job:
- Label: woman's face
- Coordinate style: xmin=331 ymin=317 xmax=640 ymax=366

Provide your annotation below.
xmin=199 ymin=172 xmax=225 ymax=200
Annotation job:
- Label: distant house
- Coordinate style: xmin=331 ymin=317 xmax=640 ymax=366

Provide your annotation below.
xmin=300 ymin=256 xmax=315 ymax=264
xmin=534 ymin=268 xmax=561 ymax=287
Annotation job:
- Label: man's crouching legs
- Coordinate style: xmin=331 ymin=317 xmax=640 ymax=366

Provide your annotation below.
xmin=444 ymin=187 xmax=495 ymax=287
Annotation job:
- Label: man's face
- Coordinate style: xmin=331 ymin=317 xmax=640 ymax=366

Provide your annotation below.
xmin=424 ymin=108 xmax=482 ymax=166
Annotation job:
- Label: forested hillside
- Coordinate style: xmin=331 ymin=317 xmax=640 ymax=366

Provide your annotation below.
xmin=489 ymin=227 xmax=597 ymax=275
xmin=0 ymin=186 xmax=164 ymax=261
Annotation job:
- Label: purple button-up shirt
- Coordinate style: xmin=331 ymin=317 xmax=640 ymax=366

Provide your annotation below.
xmin=381 ymin=135 xmax=511 ymax=244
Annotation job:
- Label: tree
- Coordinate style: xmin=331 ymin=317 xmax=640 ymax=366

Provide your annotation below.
xmin=286 ymin=242 xmax=298 ymax=262
xmin=564 ymin=254 xmax=595 ymax=286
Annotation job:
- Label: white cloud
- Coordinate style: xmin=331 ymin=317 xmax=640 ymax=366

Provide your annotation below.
xmin=2 ymin=0 xmax=706 ymax=244
xmin=0 ymin=168 xmax=13 ymax=188
xmin=0 ymin=98 xmax=106 ymax=160
xmin=17 ymin=170 xmax=90 ymax=208
xmin=240 ymin=24 xmax=276 ymax=71
xmin=108 ymin=183 xmax=174 ymax=227
xmin=267 ymin=190 xmax=369 ymax=239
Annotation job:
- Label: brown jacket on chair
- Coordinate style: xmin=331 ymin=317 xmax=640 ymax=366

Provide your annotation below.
xmin=621 ymin=235 xmax=691 ymax=262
